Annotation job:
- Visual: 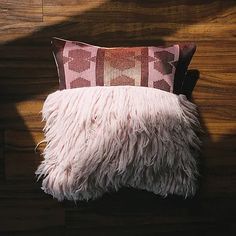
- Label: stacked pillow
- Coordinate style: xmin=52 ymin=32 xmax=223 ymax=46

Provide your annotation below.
xmin=52 ymin=37 xmax=196 ymax=94
xmin=35 ymin=37 xmax=200 ymax=202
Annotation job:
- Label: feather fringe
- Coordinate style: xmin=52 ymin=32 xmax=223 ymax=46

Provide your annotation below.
xmin=35 ymin=86 xmax=201 ymax=201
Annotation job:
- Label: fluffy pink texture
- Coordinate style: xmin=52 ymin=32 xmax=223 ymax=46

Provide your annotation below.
xmin=35 ymin=86 xmax=201 ymax=202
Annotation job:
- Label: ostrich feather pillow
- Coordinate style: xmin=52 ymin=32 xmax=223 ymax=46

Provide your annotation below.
xmin=36 ymin=86 xmax=201 ymax=201
xmin=52 ymin=37 xmax=196 ymax=94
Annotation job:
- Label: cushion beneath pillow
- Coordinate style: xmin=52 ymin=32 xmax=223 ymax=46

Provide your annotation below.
xmin=52 ymin=37 xmax=196 ymax=94
xmin=36 ymin=86 xmax=201 ymax=201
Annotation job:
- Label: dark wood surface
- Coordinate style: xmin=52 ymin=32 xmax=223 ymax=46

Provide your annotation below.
xmin=0 ymin=0 xmax=235 ymax=235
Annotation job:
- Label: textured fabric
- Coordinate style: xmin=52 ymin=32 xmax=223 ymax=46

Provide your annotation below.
xmin=52 ymin=38 xmax=196 ymax=93
xmin=35 ymin=86 xmax=201 ymax=202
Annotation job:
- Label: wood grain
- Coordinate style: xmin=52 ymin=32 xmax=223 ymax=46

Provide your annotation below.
xmin=1 ymin=22 xmax=235 ymax=45
xmin=0 ymin=182 xmax=65 ymax=231
xmin=0 ymin=0 xmax=43 ymax=23
xmin=0 ymin=0 xmax=236 ymax=235
xmin=43 ymin=0 xmax=236 ymax=24
xmin=0 ymin=130 xmax=4 ymax=180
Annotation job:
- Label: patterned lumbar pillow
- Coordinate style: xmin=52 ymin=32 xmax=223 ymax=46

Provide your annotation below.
xmin=52 ymin=37 xmax=196 ymax=94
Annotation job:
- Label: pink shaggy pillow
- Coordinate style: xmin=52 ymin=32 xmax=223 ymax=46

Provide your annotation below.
xmin=35 ymin=86 xmax=201 ymax=202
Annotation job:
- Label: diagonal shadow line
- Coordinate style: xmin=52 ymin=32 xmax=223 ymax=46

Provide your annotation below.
xmin=1 ymin=0 xmax=235 ymax=101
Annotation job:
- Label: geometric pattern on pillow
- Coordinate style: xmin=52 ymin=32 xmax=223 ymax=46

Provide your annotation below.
xmin=63 ymin=43 xmax=179 ymax=92
xmin=53 ymin=38 xmax=180 ymax=93
xmin=52 ymin=38 xmax=197 ymax=94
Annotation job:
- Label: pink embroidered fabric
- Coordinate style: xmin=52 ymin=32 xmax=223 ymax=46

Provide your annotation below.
xmin=52 ymin=38 xmax=196 ymax=93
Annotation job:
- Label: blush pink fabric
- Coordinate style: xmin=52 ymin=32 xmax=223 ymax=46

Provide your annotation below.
xmin=35 ymin=86 xmax=201 ymax=201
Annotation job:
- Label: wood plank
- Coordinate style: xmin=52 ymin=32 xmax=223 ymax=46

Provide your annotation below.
xmin=198 ymin=104 xmax=236 ymax=122
xmin=0 ymin=79 xmax=58 ymax=103
xmin=4 ymin=129 xmax=234 ymax=156
xmin=1 ymin=101 xmax=44 ymax=121
xmin=193 ymin=73 xmax=236 ymax=100
xmin=1 ymin=99 xmax=235 ymax=124
xmin=43 ymin=0 xmax=236 ymax=24
xmin=1 ymin=103 xmax=235 ymax=137
xmin=64 ymin=191 xmax=236 ymax=233
xmin=0 ymin=130 xmax=4 ymax=180
xmin=190 ymin=57 xmax=236 ymax=73
xmin=200 ymin=173 xmax=236 ymax=197
xmin=0 ymin=42 xmax=235 ymax=72
xmin=0 ymin=227 xmax=65 ymax=236
xmin=0 ymin=45 xmax=52 ymax=60
xmin=204 ymin=122 xmax=236 ymax=136
xmin=0 ymin=181 xmax=65 ymax=231
xmin=4 ymin=129 xmax=44 ymax=150
xmin=5 ymin=150 xmax=41 ymax=180
xmin=65 ymin=226 xmax=232 ymax=236
xmin=0 ymin=0 xmax=43 ymax=23
xmin=0 ymin=22 xmax=235 ymax=45
xmin=4 ymin=130 xmax=44 ymax=180
xmin=0 ymin=119 xmax=44 ymax=130
xmin=1 ymin=115 xmax=236 ymax=138
xmin=4 ymin=131 xmax=234 ymax=163
xmin=0 ymin=41 xmax=235 ymax=60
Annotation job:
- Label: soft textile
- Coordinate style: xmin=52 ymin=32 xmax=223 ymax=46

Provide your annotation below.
xmin=36 ymin=86 xmax=201 ymax=201
xmin=52 ymin=37 xmax=196 ymax=94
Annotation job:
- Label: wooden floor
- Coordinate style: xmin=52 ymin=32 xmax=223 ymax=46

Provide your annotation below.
xmin=0 ymin=0 xmax=236 ymax=235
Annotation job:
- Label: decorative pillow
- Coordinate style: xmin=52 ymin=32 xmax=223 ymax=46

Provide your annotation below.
xmin=52 ymin=37 xmax=196 ymax=94
xmin=35 ymin=86 xmax=201 ymax=202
